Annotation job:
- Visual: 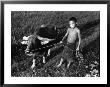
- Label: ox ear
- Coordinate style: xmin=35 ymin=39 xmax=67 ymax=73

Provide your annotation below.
xmin=23 ymin=36 xmax=29 ymax=40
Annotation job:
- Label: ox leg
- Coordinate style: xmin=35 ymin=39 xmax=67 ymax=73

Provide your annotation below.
xmin=42 ymin=49 xmax=49 ymax=63
xmin=47 ymin=49 xmax=50 ymax=56
xmin=31 ymin=58 xmax=36 ymax=69
xmin=31 ymin=54 xmax=36 ymax=70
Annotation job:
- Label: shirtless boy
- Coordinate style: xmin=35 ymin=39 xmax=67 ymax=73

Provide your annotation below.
xmin=57 ymin=17 xmax=81 ymax=68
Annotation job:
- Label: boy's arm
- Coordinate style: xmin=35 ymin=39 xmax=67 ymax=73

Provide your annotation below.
xmin=76 ymin=29 xmax=81 ymax=51
xmin=60 ymin=29 xmax=69 ymax=43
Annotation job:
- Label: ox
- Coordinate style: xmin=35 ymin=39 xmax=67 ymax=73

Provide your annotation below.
xmin=21 ymin=25 xmax=60 ymax=69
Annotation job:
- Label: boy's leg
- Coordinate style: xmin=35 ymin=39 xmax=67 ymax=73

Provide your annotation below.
xmin=57 ymin=58 xmax=63 ymax=67
xmin=43 ymin=56 xmax=46 ymax=63
xmin=67 ymin=61 xmax=71 ymax=68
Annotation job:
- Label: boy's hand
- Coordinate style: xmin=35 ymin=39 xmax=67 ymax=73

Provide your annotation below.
xmin=76 ymin=49 xmax=80 ymax=57
xmin=76 ymin=47 xmax=79 ymax=51
xmin=60 ymin=41 xmax=63 ymax=43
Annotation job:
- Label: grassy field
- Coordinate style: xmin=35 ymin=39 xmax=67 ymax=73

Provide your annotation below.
xmin=11 ymin=11 xmax=100 ymax=77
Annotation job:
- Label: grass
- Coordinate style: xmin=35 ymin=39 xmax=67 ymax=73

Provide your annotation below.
xmin=11 ymin=11 xmax=100 ymax=77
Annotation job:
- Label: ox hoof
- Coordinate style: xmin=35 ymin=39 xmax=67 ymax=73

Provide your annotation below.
xmin=56 ymin=64 xmax=61 ymax=68
xmin=47 ymin=52 xmax=50 ymax=56
xmin=31 ymin=65 xmax=35 ymax=69
xmin=31 ymin=66 xmax=36 ymax=72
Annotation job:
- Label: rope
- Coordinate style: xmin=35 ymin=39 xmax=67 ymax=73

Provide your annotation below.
xmin=30 ymin=42 xmax=64 ymax=52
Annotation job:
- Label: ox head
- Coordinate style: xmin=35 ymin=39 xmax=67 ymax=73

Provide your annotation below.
xmin=21 ymin=36 xmax=29 ymax=45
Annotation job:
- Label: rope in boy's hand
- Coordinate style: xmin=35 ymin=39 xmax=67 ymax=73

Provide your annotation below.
xmin=76 ymin=50 xmax=80 ymax=57
xmin=60 ymin=41 xmax=63 ymax=43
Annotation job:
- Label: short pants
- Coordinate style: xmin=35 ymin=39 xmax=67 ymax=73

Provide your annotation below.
xmin=60 ymin=43 xmax=76 ymax=62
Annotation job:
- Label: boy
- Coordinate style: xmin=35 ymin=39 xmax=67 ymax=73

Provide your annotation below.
xmin=57 ymin=17 xmax=81 ymax=68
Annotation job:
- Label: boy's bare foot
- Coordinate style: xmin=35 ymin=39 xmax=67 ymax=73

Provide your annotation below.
xmin=57 ymin=64 xmax=61 ymax=68
xmin=57 ymin=63 xmax=62 ymax=68
xmin=56 ymin=58 xmax=63 ymax=68
xmin=67 ymin=61 xmax=71 ymax=68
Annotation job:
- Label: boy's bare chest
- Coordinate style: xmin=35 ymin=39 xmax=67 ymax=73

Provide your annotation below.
xmin=68 ymin=29 xmax=77 ymax=36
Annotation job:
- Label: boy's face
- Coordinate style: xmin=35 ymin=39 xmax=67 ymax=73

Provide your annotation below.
xmin=69 ymin=21 xmax=76 ymax=28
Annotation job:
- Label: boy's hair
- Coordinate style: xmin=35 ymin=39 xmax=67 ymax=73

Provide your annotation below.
xmin=69 ymin=17 xmax=77 ymax=23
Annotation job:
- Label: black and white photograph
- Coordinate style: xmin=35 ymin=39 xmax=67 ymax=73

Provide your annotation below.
xmin=11 ymin=11 xmax=100 ymax=77
xmin=3 ymin=3 xmax=107 ymax=84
